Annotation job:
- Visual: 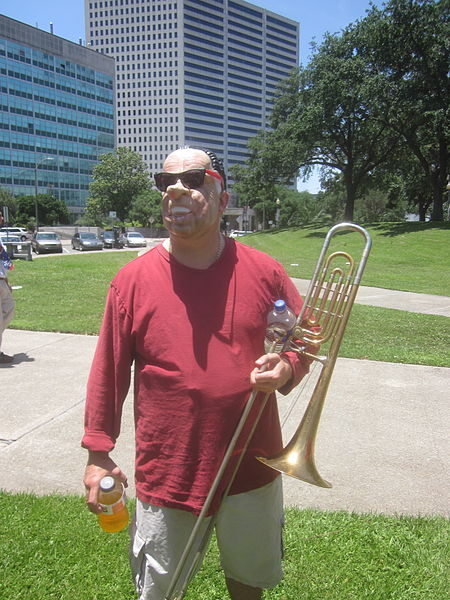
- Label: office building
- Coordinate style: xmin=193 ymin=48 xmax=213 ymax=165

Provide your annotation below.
xmin=85 ymin=0 xmax=299 ymax=194
xmin=0 ymin=14 xmax=115 ymax=217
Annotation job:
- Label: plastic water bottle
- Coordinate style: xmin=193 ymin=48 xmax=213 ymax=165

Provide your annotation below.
xmin=98 ymin=476 xmax=129 ymax=533
xmin=264 ymin=299 xmax=296 ymax=353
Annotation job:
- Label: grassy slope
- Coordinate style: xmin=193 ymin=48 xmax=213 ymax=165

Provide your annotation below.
xmin=240 ymin=222 xmax=450 ymax=296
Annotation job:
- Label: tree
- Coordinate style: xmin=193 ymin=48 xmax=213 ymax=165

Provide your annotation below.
xmin=231 ymin=139 xmax=279 ymax=210
xmin=239 ymin=29 xmax=400 ymax=221
xmin=0 ymin=188 xmax=18 ymax=223
xmin=85 ymin=196 xmax=106 ymax=227
xmin=87 ymin=147 xmax=151 ymax=222
xmin=276 ymin=189 xmax=326 ymax=227
xmin=15 ymin=194 xmax=70 ymax=227
xmin=129 ymin=189 xmax=163 ymax=228
xmin=235 ymin=0 xmax=448 ymax=224
xmin=358 ymin=0 xmax=449 ymax=221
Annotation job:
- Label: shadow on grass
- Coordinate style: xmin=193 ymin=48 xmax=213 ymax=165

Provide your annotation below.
xmin=367 ymin=221 xmax=450 ymax=236
xmin=266 ymin=221 xmax=450 ymax=239
xmin=259 ymin=224 xmax=330 ymax=238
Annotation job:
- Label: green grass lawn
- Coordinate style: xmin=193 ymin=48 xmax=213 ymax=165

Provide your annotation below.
xmin=0 ymin=493 xmax=448 ymax=600
xmin=7 ymin=223 xmax=450 ymax=367
xmin=9 ymin=252 xmax=137 ymax=335
xmin=241 ymin=222 xmax=450 ymax=296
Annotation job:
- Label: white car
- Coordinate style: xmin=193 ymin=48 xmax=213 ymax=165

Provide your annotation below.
xmin=121 ymin=232 xmax=147 ymax=248
xmin=229 ymin=230 xmax=254 ymax=238
xmin=0 ymin=226 xmax=30 ymax=241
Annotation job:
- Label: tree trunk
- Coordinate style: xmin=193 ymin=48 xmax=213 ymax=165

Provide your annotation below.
xmin=430 ymin=185 xmax=444 ymax=221
xmin=429 ymin=142 xmax=447 ymax=222
xmin=418 ymin=202 xmax=427 ymax=221
xmin=344 ymin=172 xmax=356 ymax=221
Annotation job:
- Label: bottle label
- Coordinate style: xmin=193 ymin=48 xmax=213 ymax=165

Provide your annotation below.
xmin=100 ymin=491 xmax=127 ymax=515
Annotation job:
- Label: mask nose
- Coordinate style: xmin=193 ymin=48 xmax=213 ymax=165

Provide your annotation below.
xmin=166 ymin=178 xmax=189 ymax=197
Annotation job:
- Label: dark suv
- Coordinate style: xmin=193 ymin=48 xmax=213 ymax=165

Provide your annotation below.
xmin=102 ymin=229 xmax=123 ymax=249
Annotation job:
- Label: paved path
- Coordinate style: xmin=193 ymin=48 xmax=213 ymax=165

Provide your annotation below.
xmin=1 ymin=285 xmax=449 ymax=518
xmin=292 ymin=278 xmax=450 ymax=317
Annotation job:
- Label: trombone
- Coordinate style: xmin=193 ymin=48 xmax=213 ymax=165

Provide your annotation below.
xmin=257 ymin=222 xmax=372 ymax=485
xmin=165 ymin=222 xmax=372 ymax=599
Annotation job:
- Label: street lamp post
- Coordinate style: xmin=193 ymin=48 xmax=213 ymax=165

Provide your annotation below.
xmin=34 ymin=157 xmax=55 ymax=231
xmin=275 ymin=198 xmax=281 ymax=227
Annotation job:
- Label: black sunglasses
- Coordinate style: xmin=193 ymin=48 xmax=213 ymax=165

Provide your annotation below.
xmin=154 ymin=168 xmax=223 ymax=192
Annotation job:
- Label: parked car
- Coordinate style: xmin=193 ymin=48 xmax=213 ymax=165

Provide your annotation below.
xmin=121 ymin=231 xmax=147 ymax=248
xmin=71 ymin=232 xmax=103 ymax=251
xmin=1 ymin=234 xmax=32 ymax=260
xmin=31 ymin=231 xmax=63 ymax=254
xmin=0 ymin=226 xmax=30 ymax=241
xmin=229 ymin=230 xmax=254 ymax=238
xmin=101 ymin=229 xmax=123 ymax=249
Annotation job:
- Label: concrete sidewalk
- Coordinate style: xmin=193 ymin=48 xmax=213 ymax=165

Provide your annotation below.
xmin=292 ymin=278 xmax=450 ymax=317
xmin=1 ymin=286 xmax=449 ymax=518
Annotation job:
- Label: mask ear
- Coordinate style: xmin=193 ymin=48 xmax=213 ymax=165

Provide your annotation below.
xmin=218 ymin=190 xmax=229 ymax=214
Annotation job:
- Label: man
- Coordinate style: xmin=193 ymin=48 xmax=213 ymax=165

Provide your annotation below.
xmin=82 ymin=148 xmax=312 ymax=600
xmin=0 ymin=213 xmax=15 ymax=364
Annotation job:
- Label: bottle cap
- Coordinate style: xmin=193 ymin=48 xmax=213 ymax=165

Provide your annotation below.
xmin=274 ymin=299 xmax=286 ymax=312
xmin=100 ymin=476 xmax=115 ymax=492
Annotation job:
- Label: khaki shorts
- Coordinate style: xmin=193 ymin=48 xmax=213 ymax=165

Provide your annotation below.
xmin=129 ymin=477 xmax=284 ymax=599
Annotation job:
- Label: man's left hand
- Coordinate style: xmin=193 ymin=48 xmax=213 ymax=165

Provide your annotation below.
xmin=250 ymin=353 xmax=293 ymax=393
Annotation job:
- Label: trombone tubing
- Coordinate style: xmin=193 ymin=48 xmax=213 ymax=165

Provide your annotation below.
xmin=293 ymin=223 xmax=371 ymax=336
xmin=165 ymin=388 xmax=272 ymax=600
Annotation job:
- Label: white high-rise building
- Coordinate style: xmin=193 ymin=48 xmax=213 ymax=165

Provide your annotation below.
xmin=84 ymin=0 xmax=299 ymax=191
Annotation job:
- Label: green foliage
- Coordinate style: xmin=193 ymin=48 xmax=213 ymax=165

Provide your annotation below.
xmin=85 ymin=195 xmax=106 ymax=227
xmin=0 ymin=493 xmax=448 ymax=600
xmin=0 ymin=188 xmax=18 ymax=221
xmin=231 ymin=135 xmax=280 ymax=208
xmin=74 ymin=212 xmax=103 ymax=227
xmin=358 ymin=0 xmax=449 ymax=221
xmin=275 ymin=188 xmax=326 ymax=227
xmin=354 ymin=188 xmax=407 ymax=223
xmin=88 ymin=147 xmax=151 ymax=222
xmin=14 ymin=194 xmax=70 ymax=227
xmin=235 ymin=0 xmax=449 ymax=225
xmin=129 ymin=188 xmax=163 ymax=227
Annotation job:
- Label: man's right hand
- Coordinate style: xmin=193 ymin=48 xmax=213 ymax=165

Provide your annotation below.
xmin=83 ymin=451 xmax=128 ymax=514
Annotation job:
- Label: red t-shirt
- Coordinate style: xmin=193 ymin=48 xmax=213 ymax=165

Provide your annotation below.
xmin=82 ymin=238 xmax=310 ymax=514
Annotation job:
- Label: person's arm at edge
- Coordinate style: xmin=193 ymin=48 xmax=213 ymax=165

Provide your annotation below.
xmin=82 ymin=283 xmax=134 ymax=513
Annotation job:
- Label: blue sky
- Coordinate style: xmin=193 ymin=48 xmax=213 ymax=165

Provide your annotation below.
xmin=1 ymin=0 xmax=382 ymax=191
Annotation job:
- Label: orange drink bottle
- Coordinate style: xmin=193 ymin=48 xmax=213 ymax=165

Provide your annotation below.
xmin=98 ymin=476 xmax=129 ymax=533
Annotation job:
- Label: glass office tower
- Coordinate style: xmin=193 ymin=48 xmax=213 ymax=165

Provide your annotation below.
xmin=0 ymin=15 xmax=115 ymax=217
xmin=85 ymin=0 xmax=299 ymax=192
